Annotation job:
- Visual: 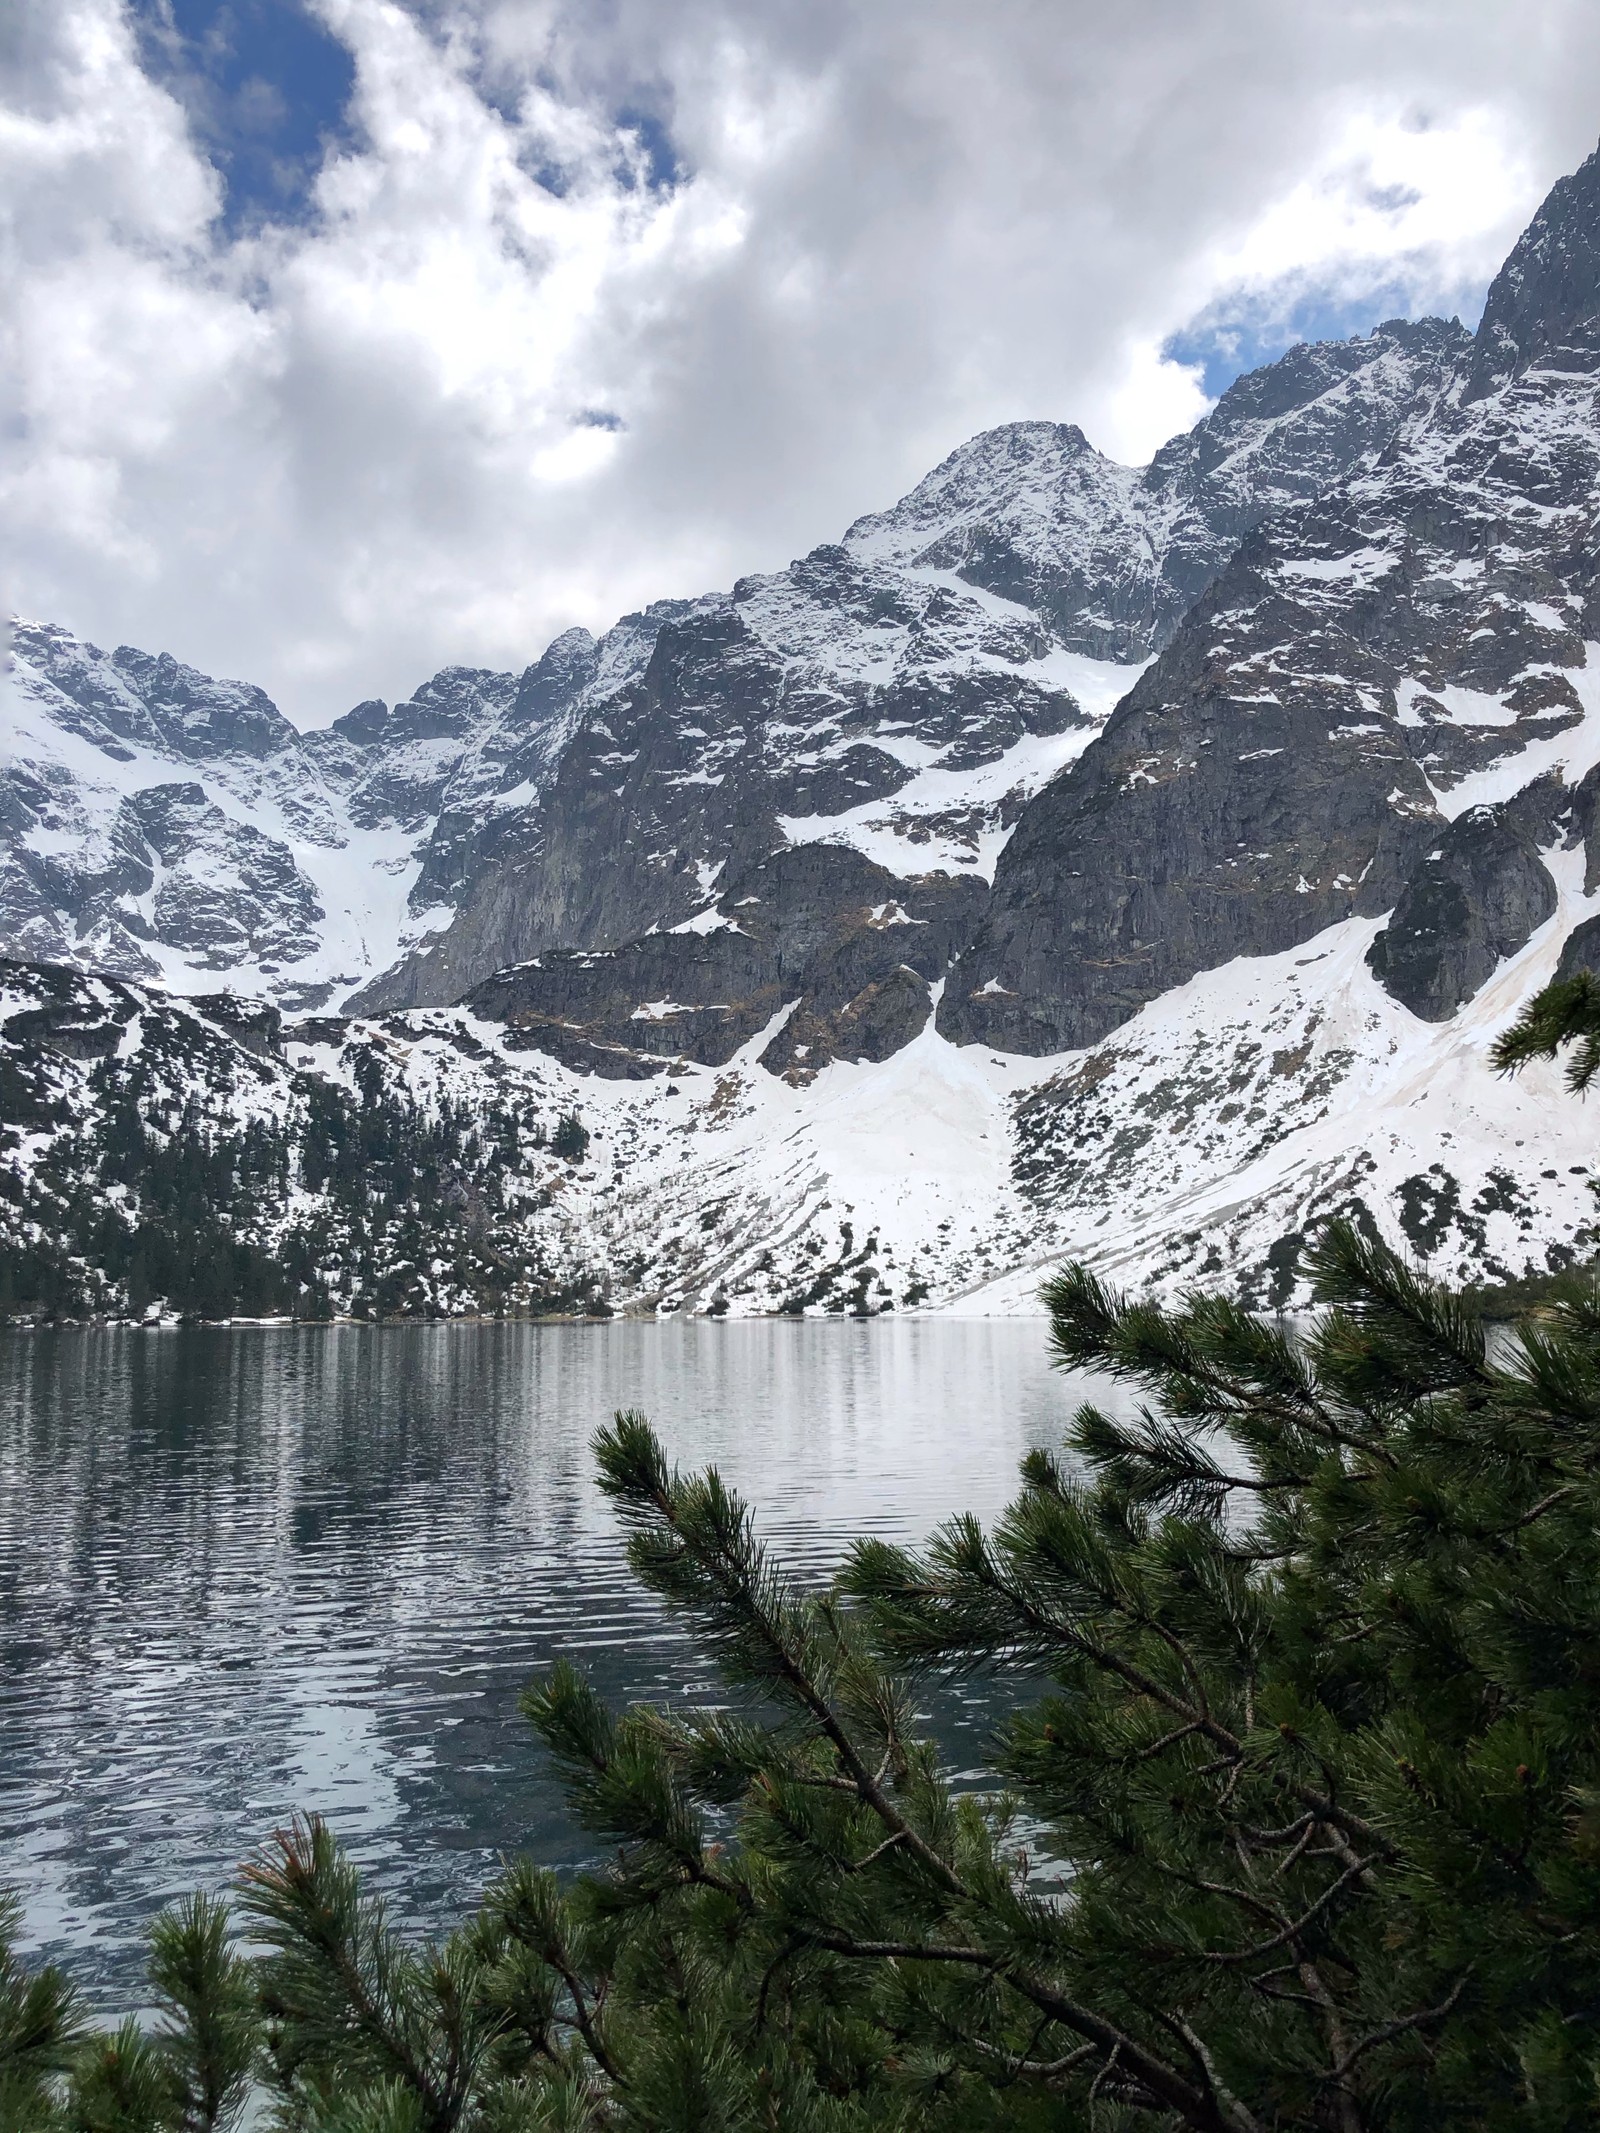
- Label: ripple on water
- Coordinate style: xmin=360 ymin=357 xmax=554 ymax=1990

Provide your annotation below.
xmin=0 ymin=1318 xmax=1124 ymax=2004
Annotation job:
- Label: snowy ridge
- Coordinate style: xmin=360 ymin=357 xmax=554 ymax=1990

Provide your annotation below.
xmin=2 ymin=617 xmax=688 ymax=1010
xmin=5 ymin=315 xmax=1462 ymax=1015
xmin=844 ymin=320 xmax=1469 ymax=660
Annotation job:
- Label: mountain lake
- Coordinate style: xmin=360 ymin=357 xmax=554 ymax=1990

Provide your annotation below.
xmin=0 ymin=1318 xmax=1132 ymax=2006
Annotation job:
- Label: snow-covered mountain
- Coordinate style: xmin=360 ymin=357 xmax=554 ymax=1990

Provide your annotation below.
xmin=8 ymin=144 xmax=1600 ymax=1319
xmin=5 ymin=316 xmax=1460 ymax=1015
xmin=3 ymin=910 xmax=1593 ymax=1323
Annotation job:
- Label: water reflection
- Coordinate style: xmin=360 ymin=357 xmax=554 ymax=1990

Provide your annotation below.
xmin=0 ymin=1319 xmax=1119 ymax=2002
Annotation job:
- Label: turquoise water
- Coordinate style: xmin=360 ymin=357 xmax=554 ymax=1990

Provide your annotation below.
xmin=0 ymin=1318 xmax=1111 ymax=2002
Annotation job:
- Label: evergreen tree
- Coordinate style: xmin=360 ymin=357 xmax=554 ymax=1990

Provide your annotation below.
xmin=493 ymin=1240 xmax=1600 ymax=2129
xmin=551 ymin=1115 xmax=589 ymax=1165
xmin=0 ymin=1895 xmax=255 ymax=2133
xmin=0 ymin=1889 xmax=83 ymax=2131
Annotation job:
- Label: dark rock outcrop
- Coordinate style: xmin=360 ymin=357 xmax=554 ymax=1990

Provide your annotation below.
xmin=1556 ymin=913 xmax=1600 ymax=982
xmin=1366 ymin=802 xmax=1558 ymax=1020
xmin=196 ymin=992 xmax=285 ymax=1058
xmin=937 ymin=560 xmax=1441 ymax=1054
xmin=1565 ymin=761 xmax=1600 ymax=892
xmin=758 ymin=966 xmax=932 ymax=1080
xmin=463 ymin=844 xmax=983 ymax=1072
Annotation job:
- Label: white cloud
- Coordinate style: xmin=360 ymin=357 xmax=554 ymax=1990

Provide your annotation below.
xmin=1095 ymin=341 xmax=1213 ymax=470
xmin=3 ymin=0 xmax=1600 ymax=722
xmin=1190 ymin=103 xmax=1540 ymax=328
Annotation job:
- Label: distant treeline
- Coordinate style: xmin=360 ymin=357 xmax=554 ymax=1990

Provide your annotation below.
xmin=0 ymin=1031 xmax=600 ymax=1322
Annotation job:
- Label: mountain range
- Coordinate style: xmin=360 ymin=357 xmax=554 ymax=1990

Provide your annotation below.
xmin=8 ymin=142 xmax=1600 ymax=1320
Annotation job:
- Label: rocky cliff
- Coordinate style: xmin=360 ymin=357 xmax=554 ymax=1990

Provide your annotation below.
xmin=940 ymin=153 xmax=1600 ymax=1056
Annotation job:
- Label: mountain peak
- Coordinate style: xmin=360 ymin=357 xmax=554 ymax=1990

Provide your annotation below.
xmin=844 ymin=422 xmax=1101 ymax=543
xmin=1466 ymin=136 xmax=1600 ymax=399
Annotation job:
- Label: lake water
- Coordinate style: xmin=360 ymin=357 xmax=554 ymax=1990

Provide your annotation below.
xmin=0 ymin=1319 xmax=1115 ymax=2004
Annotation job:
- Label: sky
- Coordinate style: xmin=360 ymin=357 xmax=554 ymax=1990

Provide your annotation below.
xmin=4 ymin=2 xmax=1600 ymax=726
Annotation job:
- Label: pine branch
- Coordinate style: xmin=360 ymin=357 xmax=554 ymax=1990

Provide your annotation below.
xmin=1491 ymin=971 xmax=1600 ymax=1088
xmin=796 ymin=1928 xmax=1226 ymax=2129
xmin=1199 ymin=1853 xmax=1374 ymax=1966
xmin=0 ymin=1888 xmax=85 ymax=2098
xmin=66 ymin=2017 xmax=180 ymax=2132
xmin=1306 ymin=1220 xmax=1491 ymax=1397
xmin=147 ymin=1893 xmax=258 ymax=2132
xmin=848 ymin=1521 xmax=1397 ymax=1861
xmin=238 ymin=1817 xmax=485 ymax=2130
xmin=1047 ymin=1260 xmax=1382 ymax=1467
xmin=592 ymin=1415 xmax=969 ymax=1899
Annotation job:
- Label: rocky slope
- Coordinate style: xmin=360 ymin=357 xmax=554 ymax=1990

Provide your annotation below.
xmin=10 ymin=144 xmax=1600 ymax=1316
xmin=6 ymin=896 xmax=1597 ymax=1323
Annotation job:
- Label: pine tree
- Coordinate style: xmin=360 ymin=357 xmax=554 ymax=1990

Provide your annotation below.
xmin=551 ymin=1115 xmax=589 ymax=1165
xmin=495 ymin=1252 xmax=1600 ymax=2129
xmin=0 ymin=1895 xmax=255 ymax=2133
xmin=0 ymin=1888 xmax=83 ymax=2130
xmin=1492 ymin=967 xmax=1600 ymax=1087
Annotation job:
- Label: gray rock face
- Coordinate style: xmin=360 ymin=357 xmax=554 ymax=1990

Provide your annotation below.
xmin=0 ymin=758 xmax=159 ymax=975
xmin=0 ymin=753 xmax=324 ymax=982
xmin=462 ymin=844 xmax=983 ymax=1076
xmin=1366 ymin=799 xmax=1559 ymax=1021
xmin=6 ymin=619 xmax=604 ymax=1006
xmin=937 ymin=562 xmax=1440 ymax=1052
xmin=1557 ymin=913 xmax=1600 ymax=981
xmin=129 ymin=784 xmax=326 ymax=967
xmin=356 ymin=558 xmax=1090 ymax=1010
xmin=15 ymin=622 xmax=301 ymax=764
xmin=940 ymin=152 xmax=1600 ymax=1053
xmin=362 ymin=321 xmax=1463 ymax=1012
xmin=333 ymin=668 xmax=523 ymax=832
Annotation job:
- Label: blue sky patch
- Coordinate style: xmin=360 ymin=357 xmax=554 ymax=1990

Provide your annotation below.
xmin=1164 ymin=276 xmax=1490 ymax=400
xmin=130 ymin=0 xmax=356 ymax=235
xmin=615 ymin=106 xmax=685 ymax=196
